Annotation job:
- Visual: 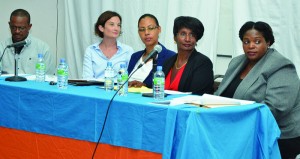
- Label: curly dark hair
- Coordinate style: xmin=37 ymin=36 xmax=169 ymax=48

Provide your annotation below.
xmin=94 ymin=11 xmax=122 ymax=38
xmin=173 ymin=16 xmax=204 ymax=41
xmin=239 ymin=21 xmax=275 ymax=46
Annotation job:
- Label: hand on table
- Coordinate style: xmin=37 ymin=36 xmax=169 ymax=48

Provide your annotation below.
xmin=128 ymin=80 xmax=146 ymax=88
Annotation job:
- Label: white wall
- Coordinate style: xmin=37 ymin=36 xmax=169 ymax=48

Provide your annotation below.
xmin=215 ymin=0 xmax=233 ymax=75
xmin=0 ymin=0 xmax=234 ymax=77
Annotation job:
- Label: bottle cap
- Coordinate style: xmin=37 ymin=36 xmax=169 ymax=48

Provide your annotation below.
xmin=60 ymin=58 xmax=65 ymax=63
xmin=107 ymin=61 xmax=112 ymax=67
xmin=157 ymin=66 xmax=162 ymax=71
xmin=120 ymin=63 xmax=126 ymax=68
xmin=38 ymin=53 xmax=43 ymax=58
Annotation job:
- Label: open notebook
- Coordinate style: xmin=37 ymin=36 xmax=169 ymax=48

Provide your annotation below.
xmin=151 ymin=94 xmax=255 ymax=108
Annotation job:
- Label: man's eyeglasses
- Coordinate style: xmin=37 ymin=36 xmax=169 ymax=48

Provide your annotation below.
xmin=138 ymin=26 xmax=158 ymax=32
xmin=177 ymin=32 xmax=195 ymax=39
xmin=10 ymin=25 xmax=27 ymax=31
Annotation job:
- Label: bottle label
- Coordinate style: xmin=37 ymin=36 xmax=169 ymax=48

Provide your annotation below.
xmin=122 ymin=74 xmax=128 ymax=81
xmin=57 ymin=69 xmax=68 ymax=76
xmin=105 ymin=79 xmax=113 ymax=85
xmin=153 ymin=78 xmax=165 ymax=85
xmin=36 ymin=63 xmax=45 ymax=70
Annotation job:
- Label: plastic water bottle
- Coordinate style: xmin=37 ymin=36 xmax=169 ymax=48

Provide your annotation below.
xmin=117 ymin=63 xmax=128 ymax=96
xmin=104 ymin=61 xmax=114 ymax=91
xmin=57 ymin=58 xmax=68 ymax=89
xmin=35 ymin=53 xmax=46 ymax=82
xmin=153 ymin=66 xmax=165 ymax=100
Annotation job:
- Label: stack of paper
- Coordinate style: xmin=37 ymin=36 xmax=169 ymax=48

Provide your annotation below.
xmin=151 ymin=94 xmax=255 ymax=108
xmin=128 ymin=86 xmax=152 ymax=93
xmin=200 ymin=94 xmax=255 ymax=108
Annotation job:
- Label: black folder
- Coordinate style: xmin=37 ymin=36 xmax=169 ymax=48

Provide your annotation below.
xmin=68 ymin=79 xmax=104 ymax=86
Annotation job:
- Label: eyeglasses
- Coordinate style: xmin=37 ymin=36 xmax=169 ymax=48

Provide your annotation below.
xmin=138 ymin=26 xmax=158 ymax=32
xmin=177 ymin=32 xmax=195 ymax=39
xmin=10 ymin=25 xmax=27 ymax=32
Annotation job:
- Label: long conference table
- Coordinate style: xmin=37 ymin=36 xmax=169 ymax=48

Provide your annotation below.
xmin=0 ymin=76 xmax=281 ymax=159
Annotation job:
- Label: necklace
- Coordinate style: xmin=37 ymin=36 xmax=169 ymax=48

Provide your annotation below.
xmin=175 ymin=58 xmax=187 ymax=70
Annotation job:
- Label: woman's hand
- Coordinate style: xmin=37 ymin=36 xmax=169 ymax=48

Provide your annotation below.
xmin=128 ymin=80 xmax=146 ymax=88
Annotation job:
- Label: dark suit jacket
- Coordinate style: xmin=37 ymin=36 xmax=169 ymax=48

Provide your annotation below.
xmin=128 ymin=43 xmax=175 ymax=88
xmin=163 ymin=49 xmax=214 ymax=95
xmin=215 ymin=48 xmax=300 ymax=139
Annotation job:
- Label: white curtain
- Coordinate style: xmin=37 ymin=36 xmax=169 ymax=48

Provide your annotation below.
xmin=232 ymin=0 xmax=300 ymax=75
xmin=63 ymin=0 xmax=220 ymax=78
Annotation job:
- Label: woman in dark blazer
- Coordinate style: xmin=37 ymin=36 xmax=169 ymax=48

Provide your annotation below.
xmin=163 ymin=16 xmax=214 ymax=95
xmin=214 ymin=21 xmax=300 ymax=158
xmin=127 ymin=14 xmax=175 ymax=88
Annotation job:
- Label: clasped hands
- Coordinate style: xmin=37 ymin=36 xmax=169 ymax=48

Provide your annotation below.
xmin=128 ymin=80 xmax=146 ymax=88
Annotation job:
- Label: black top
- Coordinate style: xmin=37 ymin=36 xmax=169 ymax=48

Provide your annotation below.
xmin=220 ymin=75 xmax=243 ymax=98
xmin=163 ymin=49 xmax=214 ymax=95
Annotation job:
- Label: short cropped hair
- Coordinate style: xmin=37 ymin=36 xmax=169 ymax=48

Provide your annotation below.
xmin=138 ymin=14 xmax=159 ymax=27
xmin=10 ymin=9 xmax=31 ymax=24
xmin=94 ymin=11 xmax=122 ymax=38
xmin=173 ymin=16 xmax=204 ymax=41
xmin=239 ymin=21 xmax=275 ymax=46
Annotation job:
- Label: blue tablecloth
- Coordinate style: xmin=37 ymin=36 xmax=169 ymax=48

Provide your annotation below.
xmin=0 ymin=78 xmax=281 ymax=158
